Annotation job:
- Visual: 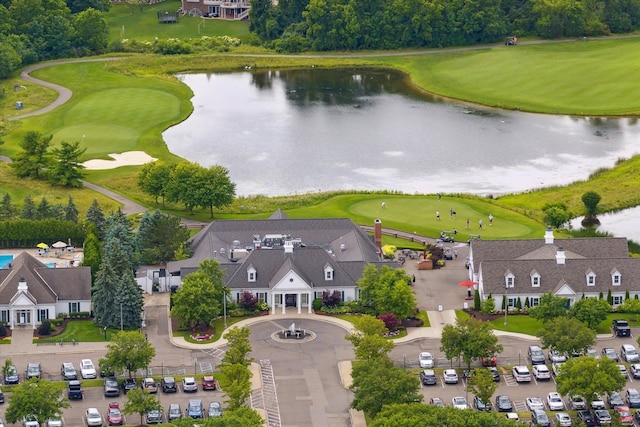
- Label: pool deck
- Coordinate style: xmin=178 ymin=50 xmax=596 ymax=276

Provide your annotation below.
xmin=0 ymin=247 xmax=83 ymax=268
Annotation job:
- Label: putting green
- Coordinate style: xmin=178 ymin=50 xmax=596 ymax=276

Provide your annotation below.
xmin=52 ymin=125 xmax=138 ymax=155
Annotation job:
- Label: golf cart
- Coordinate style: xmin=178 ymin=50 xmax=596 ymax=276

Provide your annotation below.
xmin=505 ymin=36 xmax=517 ymax=46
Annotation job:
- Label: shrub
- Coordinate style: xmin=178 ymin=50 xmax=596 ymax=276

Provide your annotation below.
xmin=482 ymin=297 xmax=495 ymax=314
xmin=378 ymin=313 xmax=400 ymax=331
xmin=322 ymin=290 xmax=342 ymax=308
xmin=38 ymin=320 xmax=52 ymax=335
xmin=0 ymin=324 xmax=7 ymax=337
xmin=312 ymin=298 xmax=324 ymax=311
xmin=256 ymin=301 xmax=269 ymax=312
xmin=239 ymin=291 xmax=258 ymax=310
xmin=50 ymin=318 xmax=63 ymax=326
xmin=57 ymin=312 xmax=67 ymax=319
xmin=153 ymin=39 xmax=193 ymax=55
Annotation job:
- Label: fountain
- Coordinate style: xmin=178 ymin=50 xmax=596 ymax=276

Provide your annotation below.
xmin=272 ymin=322 xmax=316 ymax=343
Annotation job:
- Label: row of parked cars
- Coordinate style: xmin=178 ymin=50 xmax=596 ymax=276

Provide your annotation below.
xmin=103 ymin=375 xmax=218 ymax=397
xmin=84 ymin=400 xmax=224 ymax=426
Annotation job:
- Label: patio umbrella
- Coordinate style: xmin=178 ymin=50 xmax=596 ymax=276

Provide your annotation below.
xmin=36 ymin=242 xmax=49 ymax=249
xmin=52 ymin=241 xmax=67 ymax=249
xmin=459 ymin=280 xmax=477 ymax=297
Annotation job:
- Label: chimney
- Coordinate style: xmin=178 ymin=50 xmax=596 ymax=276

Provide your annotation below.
xmin=18 ymin=277 xmax=27 ymax=291
xmin=556 ymin=246 xmax=566 ymax=265
xmin=284 ymin=240 xmax=293 ymax=254
xmin=544 ymin=226 xmax=554 ymax=244
xmin=374 ymin=219 xmax=382 ymax=255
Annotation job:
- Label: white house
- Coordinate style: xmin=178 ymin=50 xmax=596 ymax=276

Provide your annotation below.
xmin=166 ymin=211 xmax=389 ymax=314
xmin=0 ymin=252 xmax=91 ymax=328
xmin=469 ymin=227 xmax=640 ymax=310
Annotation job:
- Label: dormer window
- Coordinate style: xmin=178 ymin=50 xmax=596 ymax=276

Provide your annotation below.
xmin=530 ymin=271 xmax=541 ymax=288
xmin=586 ymin=271 xmax=596 ymax=286
xmin=324 ymin=265 xmax=334 ymax=281
xmin=247 ymin=266 xmax=256 ymax=283
xmin=612 ymin=270 xmax=621 ymax=286
xmin=504 ymin=271 xmax=514 ymax=288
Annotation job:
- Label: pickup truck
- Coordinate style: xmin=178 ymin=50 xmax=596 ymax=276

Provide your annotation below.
xmin=613 ymin=319 xmax=631 ymax=337
xmin=67 ymin=380 xmax=83 ymax=400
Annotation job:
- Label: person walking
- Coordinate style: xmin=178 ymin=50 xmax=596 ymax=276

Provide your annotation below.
xmin=436 ymin=210 xmax=440 ymax=221
xmin=489 ymin=213 xmax=493 ymax=225
xmin=466 ymin=218 xmax=470 ymax=229
xmin=479 ymin=219 xmax=483 ymax=229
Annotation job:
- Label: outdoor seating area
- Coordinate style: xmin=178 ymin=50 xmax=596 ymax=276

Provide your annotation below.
xmin=157 ymin=11 xmax=178 ymax=23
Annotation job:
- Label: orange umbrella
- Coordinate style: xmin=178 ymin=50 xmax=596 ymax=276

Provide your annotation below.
xmin=458 ymin=280 xmax=477 ymax=287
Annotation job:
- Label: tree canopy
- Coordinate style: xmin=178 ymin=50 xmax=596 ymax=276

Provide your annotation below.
xmin=569 ymin=297 xmax=611 ymax=329
xmin=102 ymin=330 xmax=156 ymax=378
xmin=555 ymin=356 xmax=626 ymax=402
xmin=529 ymin=292 xmax=568 ymax=323
xmin=537 ymin=316 xmax=596 ymax=355
xmin=122 ymin=387 xmax=162 ymax=426
xmin=357 ymin=264 xmax=416 ymax=319
xmin=440 ymin=318 xmax=503 ymax=369
xmin=136 ymin=210 xmax=190 ymax=264
xmin=370 ymin=403 xmax=520 ymax=427
xmin=5 ymin=378 xmax=70 ymax=425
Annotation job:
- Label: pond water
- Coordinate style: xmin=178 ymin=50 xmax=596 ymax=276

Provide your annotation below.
xmin=570 ymin=207 xmax=640 ymax=242
xmin=163 ymin=69 xmax=640 ymax=198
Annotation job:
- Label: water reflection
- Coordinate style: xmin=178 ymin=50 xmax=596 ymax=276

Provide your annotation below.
xmin=164 ymin=69 xmax=640 ymax=198
xmin=570 ymin=207 xmax=640 ymax=242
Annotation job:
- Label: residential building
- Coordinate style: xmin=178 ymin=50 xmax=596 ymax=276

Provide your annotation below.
xmin=468 ymin=227 xmax=640 ymax=310
xmin=166 ymin=211 xmax=389 ymax=314
xmin=180 ymin=0 xmax=250 ymax=19
xmin=0 ymin=252 xmax=91 ymax=328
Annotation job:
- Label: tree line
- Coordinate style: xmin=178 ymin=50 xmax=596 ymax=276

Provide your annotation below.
xmin=0 ymin=0 xmax=110 ymax=78
xmin=249 ymin=0 xmax=640 ymax=52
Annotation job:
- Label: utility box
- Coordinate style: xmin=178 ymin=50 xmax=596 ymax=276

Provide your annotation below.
xmin=15 ymin=101 xmax=23 ymax=110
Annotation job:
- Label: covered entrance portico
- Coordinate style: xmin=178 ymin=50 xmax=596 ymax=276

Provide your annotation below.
xmin=270 ymin=272 xmax=313 ymax=315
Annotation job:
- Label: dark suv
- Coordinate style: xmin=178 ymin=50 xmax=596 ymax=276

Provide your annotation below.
xmin=161 ymin=377 xmax=177 ymax=393
xmin=528 ymin=345 xmax=546 ymax=365
xmin=420 ymin=370 xmax=437 ymax=385
xmin=67 ymin=380 xmax=83 ymax=400
xmin=613 ymin=319 xmax=631 ymax=337
xmin=104 ymin=376 xmax=121 ymax=397
xmin=122 ymin=378 xmax=138 ymax=394
xmin=26 ymin=362 xmax=41 ymax=379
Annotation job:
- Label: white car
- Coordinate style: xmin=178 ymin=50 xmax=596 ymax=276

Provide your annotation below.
xmin=552 ymin=362 xmax=564 ymax=376
xmin=442 ymin=369 xmax=458 ymax=384
xmin=182 ymin=377 xmax=198 ymax=392
xmin=631 ymin=364 xmax=640 ymax=379
xmin=419 ymin=352 xmax=434 ymax=368
xmin=85 ymin=408 xmax=102 ymax=427
xmin=526 ymin=397 xmax=545 ymax=411
xmin=451 ymin=396 xmax=468 ymax=409
xmin=547 ymin=392 xmax=565 ymax=411
xmin=591 ymin=393 xmax=606 ymax=410
xmin=46 ymin=414 xmax=62 ymax=427
xmin=80 ymin=359 xmax=97 ymax=379
xmin=548 ymin=350 xmax=567 ymax=363
xmin=512 ymin=365 xmax=531 ymax=382
xmin=618 ymin=364 xmax=628 ymax=379
xmin=533 ymin=365 xmax=551 ymax=380
xmin=585 ymin=347 xmax=600 ymax=359
xmin=554 ymin=412 xmax=572 ymax=427
xmin=23 ymin=415 xmax=39 ymax=427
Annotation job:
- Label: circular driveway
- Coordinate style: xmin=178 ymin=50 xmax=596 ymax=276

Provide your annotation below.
xmin=248 ymin=319 xmax=354 ymax=427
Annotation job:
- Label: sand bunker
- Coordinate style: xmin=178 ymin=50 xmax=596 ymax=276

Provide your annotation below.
xmin=83 ymin=151 xmax=157 ymax=170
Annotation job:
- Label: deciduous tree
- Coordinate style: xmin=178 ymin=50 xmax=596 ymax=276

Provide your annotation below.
xmin=171 ymin=270 xmax=221 ymax=330
xmin=357 ymin=264 xmax=416 ymax=318
xmin=103 ymin=330 xmax=155 ymax=379
xmin=538 ymin=316 xmax=596 ymax=355
xmin=529 ymin=292 xmax=568 ymax=323
xmin=370 ymin=403 xmax=520 ymax=427
xmin=137 ymin=160 xmax=173 ymax=206
xmin=5 ymin=378 xmax=70 ymax=425
xmin=556 ymin=356 xmax=626 ymax=403
xmin=11 ymin=131 xmax=52 ymax=179
xmin=440 ymin=318 xmax=503 ymax=369
xmin=122 ymin=388 xmax=162 ymax=426
xmin=569 ymin=297 xmax=611 ymax=329
xmin=468 ymin=368 xmax=499 ymax=413
xmin=222 ymin=326 xmax=253 ymax=367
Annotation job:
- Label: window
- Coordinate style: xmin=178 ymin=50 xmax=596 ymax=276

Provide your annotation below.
xmin=531 ymin=276 xmax=540 ymax=287
xmin=275 ymin=294 xmax=282 ymax=305
xmin=613 ymin=295 xmax=624 ymax=305
xmin=247 ymin=266 xmax=256 ymax=283
xmin=505 ymin=276 xmax=514 ymax=288
xmin=315 ymin=291 xmax=323 ymax=299
xmin=68 ymin=302 xmax=80 ymax=313
xmin=0 ymin=310 xmax=8 ymax=323
xmin=301 ymin=294 xmax=309 ymax=304
xmin=37 ymin=309 xmax=49 ymax=322
xmin=324 ymin=266 xmax=334 ymax=281
xmin=587 ymin=273 xmax=596 ymax=286
xmin=257 ymin=292 xmax=267 ymax=302
xmin=507 ymin=297 xmax=517 ymax=308
xmin=530 ymin=297 xmax=540 ymax=307
xmin=612 ymin=273 xmax=621 ymax=286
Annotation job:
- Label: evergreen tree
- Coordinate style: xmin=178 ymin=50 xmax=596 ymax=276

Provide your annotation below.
xmin=10 ymin=131 xmax=52 ymax=179
xmin=64 ymin=195 xmax=79 ymax=223
xmin=35 ymin=198 xmax=51 ymax=220
xmin=92 ymin=258 xmax=121 ymax=329
xmin=607 ymin=289 xmax=613 ymax=305
xmin=516 ymin=297 xmax=522 ymax=310
xmin=136 ymin=210 xmax=189 ymax=264
xmin=21 ymin=195 xmax=36 ymax=219
xmin=50 ymin=204 xmax=64 ymax=221
xmin=625 ymin=290 xmax=630 ymax=301
xmin=103 ymin=211 xmax=138 ymax=270
xmin=473 ymin=289 xmax=481 ymax=311
xmin=82 ymin=225 xmax=102 ymax=284
xmin=85 ymin=199 xmax=105 ymax=238
xmin=49 ymin=141 xmax=86 ymax=187
xmin=524 ymin=297 xmax=530 ymax=308
xmin=0 ymin=193 xmax=16 ymax=220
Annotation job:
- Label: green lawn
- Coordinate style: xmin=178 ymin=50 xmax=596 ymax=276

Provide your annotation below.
xmin=33 ymin=320 xmax=120 ymax=343
xmin=172 ymin=315 xmax=246 ymax=343
xmin=490 ymin=314 xmax=544 ymax=336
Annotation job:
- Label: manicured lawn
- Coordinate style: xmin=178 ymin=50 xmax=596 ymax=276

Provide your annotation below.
xmin=489 ymin=314 xmax=544 ymax=337
xmin=172 ymin=315 xmax=246 ymax=343
xmin=416 ymin=310 xmax=430 ymax=327
xmin=33 ymin=319 xmax=120 ymax=343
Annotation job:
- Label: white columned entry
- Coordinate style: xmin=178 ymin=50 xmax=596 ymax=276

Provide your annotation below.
xmin=308 ymin=291 xmax=312 ymax=313
xmin=297 ymin=292 xmax=301 ymax=314
xmin=281 ymin=294 xmax=286 ymax=314
xmin=271 ymin=294 xmax=277 ymax=315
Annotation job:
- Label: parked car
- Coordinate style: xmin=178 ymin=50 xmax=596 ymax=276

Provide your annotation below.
xmin=621 ymin=344 xmax=640 ymax=362
xmin=142 ymin=377 xmax=158 ymax=393
xmin=569 ymin=395 xmax=586 ymax=410
xmin=99 ymin=357 xmax=114 ymax=378
xmin=577 ymin=410 xmax=597 ymax=427
xmin=107 ymin=402 xmax=123 ymax=426
xmin=487 ymin=367 xmax=500 ymax=382
xmin=451 ymin=396 xmax=468 ymax=410
xmin=442 ymin=369 xmax=458 ymax=384
xmin=419 ymin=352 xmax=434 ymax=368
xmin=512 ymin=365 xmax=531 ymax=382
xmin=554 ymin=412 xmax=572 ymax=427
xmin=547 ymin=392 xmax=565 ymax=411
xmin=585 ymin=348 xmax=600 ymax=359
xmin=146 ymin=409 xmax=163 ymax=424
xmin=495 ymin=395 xmax=513 ymax=412
xmin=85 ymin=408 xmax=103 ymax=427
xmin=183 ymin=377 xmax=198 ymax=392
xmin=533 ymin=364 xmax=551 ymax=380
xmin=531 ymin=409 xmax=551 ymax=427
xmin=626 ymin=388 xmax=640 ymax=408
xmin=23 ymin=415 xmax=39 ymax=427
xmin=631 ymin=364 xmax=640 ymax=379
xmin=429 ymin=397 xmax=445 ymax=407
xmin=618 ymin=364 xmax=629 ymax=379
xmin=187 ymin=400 xmax=203 ymax=419
xmin=162 ymin=377 xmax=178 ymax=393
xmin=103 ymin=377 xmax=120 ymax=397
xmin=208 ymin=402 xmax=222 ymax=418
xmin=80 ymin=359 xmax=97 ymax=379
xmin=548 ymin=350 xmax=567 ymax=363
xmin=591 ymin=394 xmax=606 ymax=410
xmin=420 ymin=369 xmax=437 ymax=385
xmin=122 ymin=378 xmax=138 ymax=394
xmin=602 ymin=348 xmax=619 ymax=362
xmin=60 ymin=362 xmax=77 ymax=380
xmin=4 ymin=365 xmax=19 ymax=384
xmin=614 ymin=406 xmax=633 ymax=425
xmin=528 ymin=345 xmax=546 ymax=365
xmin=0 ymin=387 xmax=4 ymax=404
xmin=526 ymin=397 xmax=545 ymax=411
xmin=608 ymin=391 xmax=625 ymax=408
xmin=594 ymin=409 xmax=612 ymax=425
xmin=67 ymin=380 xmax=83 ymax=400
xmin=46 ymin=414 xmax=62 ymax=427
xmin=25 ymin=362 xmax=41 ymax=380
xmin=201 ymin=376 xmax=217 ymax=391
xmin=167 ymin=404 xmax=182 ymax=422
xmin=613 ymin=319 xmax=631 ymax=337
xmin=473 ymin=396 xmax=492 ymax=411
xmin=552 ymin=362 xmax=564 ymax=376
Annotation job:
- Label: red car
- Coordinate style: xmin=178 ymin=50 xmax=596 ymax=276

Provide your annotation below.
xmin=201 ymin=376 xmax=217 ymax=391
xmin=107 ymin=402 xmax=123 ymax=426
xmin=615 ymin=406 xmax=634 ymax=425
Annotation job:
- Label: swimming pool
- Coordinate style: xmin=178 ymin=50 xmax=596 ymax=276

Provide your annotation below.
xmin=0 ymin=254 xmax=14 ymax=268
